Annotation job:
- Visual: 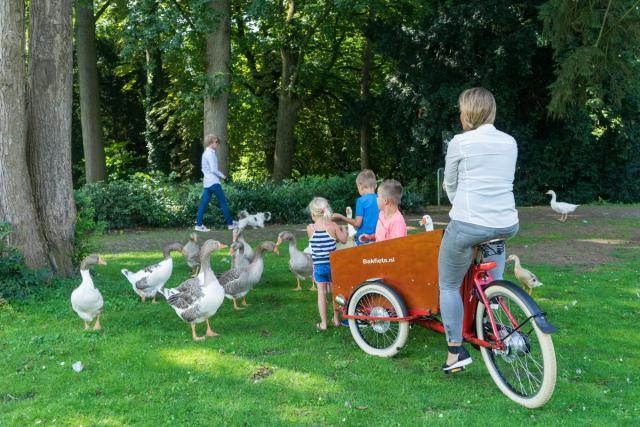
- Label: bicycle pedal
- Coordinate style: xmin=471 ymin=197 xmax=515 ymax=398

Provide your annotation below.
xmin=444 ymin=366 xmax=465 ymax=375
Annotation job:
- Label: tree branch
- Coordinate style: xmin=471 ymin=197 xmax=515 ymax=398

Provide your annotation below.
xmin=95 ymin=0 xmax=112 ymax=22
xmin=595 ymin=0 xmax=613 ymax=48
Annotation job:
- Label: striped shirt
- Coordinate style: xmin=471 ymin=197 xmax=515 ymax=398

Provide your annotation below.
xmin=309 ymin=227 xmax=336 ymax=266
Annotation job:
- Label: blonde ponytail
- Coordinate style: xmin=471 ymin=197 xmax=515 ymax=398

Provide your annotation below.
xmin=308 ymin=197 xmax=332 ymax=220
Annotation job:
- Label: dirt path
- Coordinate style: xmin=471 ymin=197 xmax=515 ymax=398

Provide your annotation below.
xmin=99 ymin=205 xmax=640 ymax=267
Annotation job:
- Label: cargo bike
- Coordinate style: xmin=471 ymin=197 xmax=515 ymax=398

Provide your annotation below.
xmin=329 ymin=230 xmax=557 ymax=408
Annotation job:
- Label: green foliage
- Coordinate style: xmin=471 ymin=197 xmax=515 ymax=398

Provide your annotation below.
xmin=76 ymin=173 xmax=426 ymax=229
xmin=0 ymin=223 xmax=49 ymax=302
xmin=69 ymin=0 xmax=640 ymax=204
xmin=73 ymin=193 xmax=107 ymax=267
xmin=540 ymin=0 xmax=640 ymax=116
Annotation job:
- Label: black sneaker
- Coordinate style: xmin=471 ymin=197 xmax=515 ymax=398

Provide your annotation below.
xmin=442 ymin=345 xmax=472 ymax=374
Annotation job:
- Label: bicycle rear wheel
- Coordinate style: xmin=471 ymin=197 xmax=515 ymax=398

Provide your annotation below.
xmin=475 ymin=281 xmax=556 ymax=408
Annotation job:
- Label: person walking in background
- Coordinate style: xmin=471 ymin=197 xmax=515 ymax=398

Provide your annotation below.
xmin=195 ymin=134 xmax=236 ymax=232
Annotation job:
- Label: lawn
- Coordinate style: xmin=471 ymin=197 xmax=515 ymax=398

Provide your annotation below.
xmin=1 ymin=206 xmax=639 ymax=425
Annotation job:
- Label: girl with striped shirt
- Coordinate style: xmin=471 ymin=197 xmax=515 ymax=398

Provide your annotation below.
xmin=306 ymin=197 xmax=346 ymax=331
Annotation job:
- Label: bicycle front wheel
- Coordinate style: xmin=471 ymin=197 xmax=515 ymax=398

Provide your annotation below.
xmin=475 ymin=281 xmax=556 ymax=408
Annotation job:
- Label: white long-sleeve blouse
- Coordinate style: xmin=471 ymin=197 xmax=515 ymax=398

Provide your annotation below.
xmin=444 ymin=124 xmax=519 ymax=228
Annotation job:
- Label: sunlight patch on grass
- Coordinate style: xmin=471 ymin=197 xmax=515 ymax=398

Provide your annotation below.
xmin=160 ymin=347 xmax=340 ymax=394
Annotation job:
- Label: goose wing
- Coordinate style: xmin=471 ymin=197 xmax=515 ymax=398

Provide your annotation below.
xmin=219 ymin=267 xmax=247 ymax=296
xmin=166 ymin=277 xmax=204 ymax=309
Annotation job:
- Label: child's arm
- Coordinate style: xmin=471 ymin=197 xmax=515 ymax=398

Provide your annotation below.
xmin=331 ymin=213 xmax=363 ymax=228
xmin=306 ymin=224 xmax=314 ymax=240
xmin=331 ymin=221 xmax=347 ymax=244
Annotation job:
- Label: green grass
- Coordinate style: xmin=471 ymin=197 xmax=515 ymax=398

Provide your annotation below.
xmin=1 ymin=224 xmax=640 ymax=425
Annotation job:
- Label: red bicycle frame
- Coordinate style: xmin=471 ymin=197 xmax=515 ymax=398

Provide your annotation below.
xmin=342 ymin=252 xmax=520 ymax=351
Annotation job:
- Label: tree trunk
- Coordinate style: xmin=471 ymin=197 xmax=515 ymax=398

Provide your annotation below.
xmin=360 ymin=12 xmax=374 ymax=170
xmin=0 ymin=0 xmax=49 ymax=270
xmin=273 ymin=87 xmax=300 ymax=182
xmin=76 ymin=0 xmax=106 ymax=183
xmin=144 ymin=46 xmax=170 ymax=173
xmin=204 ymin=0 xmax=230 ymax=176
xmin=27 ymin=0 xmax=76 ymax=277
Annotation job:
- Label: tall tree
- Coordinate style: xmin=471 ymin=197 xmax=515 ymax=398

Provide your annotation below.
xmin=359 ymin=7 xmax=374 ymax=170
xmin=76 ymin=0 xmax=107 ymax=182
xmin=204 ymin=0 xmax=231 ymax=175
xmin=0 ymin=0 xmax=49 ymax=270
xmin=28 ymin=0 xmax=77 ymax=277
xmin=273 ymin=0 xmax=301 ymax=181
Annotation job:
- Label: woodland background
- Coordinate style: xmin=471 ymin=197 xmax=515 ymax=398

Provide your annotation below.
xmin=1 ymin=0 xmax=639 ymax=277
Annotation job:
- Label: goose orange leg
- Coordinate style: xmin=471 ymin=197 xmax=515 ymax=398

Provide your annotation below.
xmin=242 ymin=296 xmax=249 ymax=306
xmin=309 ymin=278 xmax=317 ymax=291
xmin=293 ymin=278 xmax=302 ymax=291
xmin=93 ymin=315 xmax=101 ymax=330
xmin=232 ymin=298 xmax=244 ymax=310
xmin=205 ymin=319 xmax=219 ymax=337
xmin=191 ymin=323 xmax=205 ymax=341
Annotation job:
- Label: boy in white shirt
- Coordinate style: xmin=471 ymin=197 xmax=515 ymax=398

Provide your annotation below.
xmin=195 ymin=134 xmax=236 ymax=231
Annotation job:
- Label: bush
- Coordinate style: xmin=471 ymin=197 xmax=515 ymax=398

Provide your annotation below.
xmin=74 ymin=193 xmax=107 ymax=267
xmin=0 ymin=222 xmax=49 ymax=302
xmin=76 ymin=173 xmax=427 ymax=230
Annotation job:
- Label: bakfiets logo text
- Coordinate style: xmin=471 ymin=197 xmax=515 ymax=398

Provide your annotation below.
xmin=362 ymin=257 xmax=396 ymax=265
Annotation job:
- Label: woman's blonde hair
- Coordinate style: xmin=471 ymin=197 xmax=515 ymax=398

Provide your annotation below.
xmin=308 ymin=197 xmax=332 ymax=220
xmin=204 ymin=134 xmax=219 ymax=146
xmin=458 ymin=87 xmax=496 ymax=131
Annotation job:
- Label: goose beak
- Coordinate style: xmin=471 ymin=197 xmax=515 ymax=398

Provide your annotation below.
xmin=98 ymin=257 xmax=107 ymax=266
xmin=218 ymin=243 xmax=228 ymax=250
xmin=273 ymin=247 xmax=280 ymax=256
xmin=275 ymin=236 xmax=282 ymax=247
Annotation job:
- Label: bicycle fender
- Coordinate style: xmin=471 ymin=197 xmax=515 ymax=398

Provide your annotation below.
xmin=487 ymin=280 xmax=557 ymax=334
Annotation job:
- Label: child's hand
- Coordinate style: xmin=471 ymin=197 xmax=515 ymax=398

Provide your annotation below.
xmin=359 ymin=234 xmax=373 ymax=243
xmin=331 ymin=213 xmax=344 ymax=221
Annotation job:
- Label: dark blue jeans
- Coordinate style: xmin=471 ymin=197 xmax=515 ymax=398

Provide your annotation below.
xmin=196 ymin=184 xmax=233 ymax=226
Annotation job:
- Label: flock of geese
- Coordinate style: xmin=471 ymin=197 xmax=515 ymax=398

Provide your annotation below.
xmin=70 ymin=190 xmax=576 ymax=339
xmin=71 ymin=224 xmax=281 ymax=340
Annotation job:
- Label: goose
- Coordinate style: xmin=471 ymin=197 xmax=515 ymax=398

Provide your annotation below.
xmin=71 ymin=254 xmax=107 ymax=330
xmin=419 ymin=214 xmax=434 ymax=231
xmin=507 ymin=255 xmax=543 ymax=295
xmin=182 ymin=232 xmax=200 ymax=275
xmin=276 ymin=231 xmax=314 ymax=291
xmin=230 ymin=241 xmax=250 ymax=270
xmin=546 ymin=190 xmax=579 ymax=222
xmin=121 ymin=242 xmax=183 ymax=303
xmin=159 ymin=240 xmax=227 ymax=340
xmin=231 ymin=227 xmax=254 ymax=263
xmin=217 ymin=241 xmax=278 ymax=310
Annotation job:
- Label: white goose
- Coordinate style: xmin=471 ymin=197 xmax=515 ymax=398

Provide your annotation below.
xmin=276 ymin=231 xmax=313 ymax=291
xmin=71 ymin=254 xmax=107 ymax=330
xmin=121 ymin=242 xmax=183 ymax=303
xmin=546 ymin=190 xmax=579 ymax=222
xmin=419 ymin=214 xmax=434 ymax=231
xmin=159 ymin=240 xmax=227 ymax=340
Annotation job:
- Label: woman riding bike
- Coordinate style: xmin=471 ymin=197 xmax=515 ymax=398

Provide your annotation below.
xmin=439 ymin=87 xmax=519 ymax=373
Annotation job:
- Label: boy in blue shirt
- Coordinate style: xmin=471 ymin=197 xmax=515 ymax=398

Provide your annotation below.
xmin=333 ymin=169 xmax=379 ymax=245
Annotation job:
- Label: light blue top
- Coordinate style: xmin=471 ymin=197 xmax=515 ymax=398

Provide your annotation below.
xmin=355 ymin=193 xmax=379 ymax=245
